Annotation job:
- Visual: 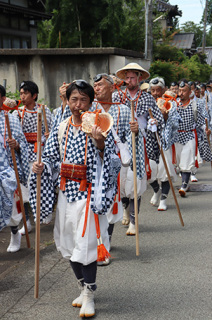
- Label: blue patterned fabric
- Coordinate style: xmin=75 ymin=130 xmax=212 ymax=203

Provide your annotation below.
xmin=0 ymin=111 xmax=29 ymax=186
xmin=113 ymin=89 xmax=164 ymax=163
xmin=92 ymin=101 xmax=145 ymax=179
xmin=0 ymin=141 xmax=17 ymax=231
xmin=13 ymin=104 xmax=53 ymax=162
xmin=161 ymin=103 xmax=182 ymax=150
xmin=29 ymin=117 xmax=121 ymax=222
xmin=51 ymin=104 xmax=72 ymax=132
xmin=176 ymin=100 xmax=205 ymax=145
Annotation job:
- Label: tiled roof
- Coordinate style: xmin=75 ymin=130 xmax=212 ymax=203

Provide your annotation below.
xmin=171 ymin=33 xmax=195 ymax=49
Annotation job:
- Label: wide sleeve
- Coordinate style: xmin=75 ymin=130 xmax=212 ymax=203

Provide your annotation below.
xmin=90 ymin=131 xmax=121 ymax=215
xmin=9 ymin=114 xmax=29 ymax=186
xmin=29 ymin=125 xmax=61 ymax=222
xmin=161 ymin=104 xmax=182 ymax=150
xmin=0 ymin=143 xmax=17 ymax=231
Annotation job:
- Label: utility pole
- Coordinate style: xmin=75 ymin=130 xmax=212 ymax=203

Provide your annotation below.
xmin=145 ymin=0 xmax=153 ymax=62
xmin=202 ymin=0 xmax=208 ymax=54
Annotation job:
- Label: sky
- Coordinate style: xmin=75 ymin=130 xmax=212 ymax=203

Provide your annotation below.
xmin=169 ymin=0 xmax=205 ymax=26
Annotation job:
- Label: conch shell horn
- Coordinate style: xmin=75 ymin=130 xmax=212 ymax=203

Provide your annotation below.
xmin=157 ymin=90 xmax=177 ymax=113
xmin=81 ymin=110 xmax=113 ymax=137
xmin=2 ymin=98 xmax=22 ymax=112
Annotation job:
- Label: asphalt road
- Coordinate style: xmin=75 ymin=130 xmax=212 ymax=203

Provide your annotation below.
xmin=0 ymin=163 xmax=211 ymax=320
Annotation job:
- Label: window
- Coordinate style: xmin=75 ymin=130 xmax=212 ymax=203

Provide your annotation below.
xmin=19 ymin=18 xmax=29 ymax=31
xmin=0 ymin=14 xmax=10 ymax=28
xmin=3 ymin=36 xmax=11 ymax=48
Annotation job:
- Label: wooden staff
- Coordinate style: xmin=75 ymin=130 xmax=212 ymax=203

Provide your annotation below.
xmin=205 ymin=118 xmax=211 ymax=147
xmin=149 ymin=109 xmax=184 ymax=227
xmin=131 ymin=101 xmax=139 ymax=256
xmin=205 ymin=118 xmax=212 ymax=168
xmin=34 ymin=108 xmax=42 ymax=299
xmin=41 ymin=104 xmax=49 ymax=135
xmin=5 ymin=114 xmax=31 ymax=248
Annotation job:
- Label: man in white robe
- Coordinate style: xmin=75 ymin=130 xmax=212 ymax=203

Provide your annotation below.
xmin=30 ymin=80 xmax=121 ymax=318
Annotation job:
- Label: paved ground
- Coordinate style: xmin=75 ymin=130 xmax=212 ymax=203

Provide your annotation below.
xmin=0 ymin=163 xmax=211 ymax=320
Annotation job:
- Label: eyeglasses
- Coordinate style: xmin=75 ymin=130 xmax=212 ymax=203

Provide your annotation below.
xmin=170 ymin=82 xmax=178 ymax=87
xmin=93 ymin=73 xmax=114 ymax=84
xmin=72 ymin=79 xmax=89 ymax=88
xmin=179 ymin=81 xmax=190 ymax=88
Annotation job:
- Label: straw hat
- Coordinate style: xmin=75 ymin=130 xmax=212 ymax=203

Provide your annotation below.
xmin=140 ymin=82 xmax=149 ymax=91
xmin=115 ymin=62 xmax=150 ymax=80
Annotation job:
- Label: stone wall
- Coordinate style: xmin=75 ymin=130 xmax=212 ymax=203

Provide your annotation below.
xmin=0 ymin=48 xmax=149 ymax=110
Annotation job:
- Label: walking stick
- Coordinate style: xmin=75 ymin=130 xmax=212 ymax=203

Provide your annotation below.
xmin=131 ymin=101 xmax=139 ymax=256
xmin=205 ymin=118 xmax=211 ymax=147
xmin=34 ymin=108 xmax=42 ymax=299
xmin=5 ymin=114 xmax=31 ymax=248
xmin=205 ymin=118 xmax=212 ymax=168
xmin=149 ymin=109 xmax=184 ymax=227
xmin=41 ymin=104 xmax=49 ymax=135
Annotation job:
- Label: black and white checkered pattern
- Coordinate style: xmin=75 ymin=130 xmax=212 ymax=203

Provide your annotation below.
xmin=0 ymin=141 xmax=17 ymax=231
xmin=0 ymin=111 xmax=29 ymax=186
xmin=92 ymin=102 xmax=146 ymax=179
xmin=176 ymin=100 xmax=205 ymax=145
xmin=51 ymin=104 xmax=72 ymax=132
xmin=29 ymin=119 xmax=121 ymax=221
xmin=13 ymin=104 xmax=53 ymax=162
xmin=113 ymin=89 xmax=164 ymax=163
xmin=161 ymin=104 xmax=182 ymax=150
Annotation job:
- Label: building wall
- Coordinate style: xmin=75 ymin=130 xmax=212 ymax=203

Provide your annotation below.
xmin=0 ymin=48 xmax=149 ymax=110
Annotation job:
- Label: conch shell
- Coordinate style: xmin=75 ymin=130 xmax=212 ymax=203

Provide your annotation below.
xmin=81 ymin=110 xmax=113 ymax=137
xmin=3 ymin=98 xmax=21 ymax=111
xmin=157 ymin=90 xmax=177 ymax=113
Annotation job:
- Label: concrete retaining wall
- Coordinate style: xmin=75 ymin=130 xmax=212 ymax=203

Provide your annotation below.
xmin=0 ymin=48 xmax=150 ymax=109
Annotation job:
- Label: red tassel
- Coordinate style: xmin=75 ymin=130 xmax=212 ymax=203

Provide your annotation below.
xmin=195 ymin=159 xmax=199 ymax=168
xmin=60 ymin=177 xmax=66 ymax=191
xmin=172 ymin=144 xmax=177 ymax=165
xmin=79 ymin=179 xmax=87 ymax=191
xmin=16 ymin=200 xmax=21 ymax=213
xmin=97 ymin=244 xmax=111 ymax=262
xmin=112 ymin=202 xmax=118 ymax=215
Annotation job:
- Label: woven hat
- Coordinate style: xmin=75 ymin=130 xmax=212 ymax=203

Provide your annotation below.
xmin=140 ymin=82 xmax=149 ymax=91
xmin=115 ymin=63 xmax=150 ymax=80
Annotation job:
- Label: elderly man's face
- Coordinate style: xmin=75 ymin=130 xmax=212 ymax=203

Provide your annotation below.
xmin=93 ymin=78 xmax=113 ymax=101
xmin=150 ymin=86 xmax=163 ymax=100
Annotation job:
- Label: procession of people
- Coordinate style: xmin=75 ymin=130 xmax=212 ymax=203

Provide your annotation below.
xmin=1 ymin=62 xmax=212 ymax=318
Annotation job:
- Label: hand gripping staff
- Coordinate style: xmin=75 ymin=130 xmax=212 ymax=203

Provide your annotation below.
xmin=149 ymin=109 xmax=184 ymax=227
xmin=5 ymin=113 xmax=31 ymax=248
xmin=34 ymin=107 xmax=42 ymax=298
xmin=131 ymin=101 xmax=140 ymax=256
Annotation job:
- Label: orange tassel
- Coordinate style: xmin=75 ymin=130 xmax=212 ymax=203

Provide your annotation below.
xmin=34 ymin=142 xmax=37 ymax=153
xmin=97 ymin=243 xmax=111 ymax=262
xmin=60 ymin=177 xmax=66 ymax=191
xmin=79 ymin=179 xmax=87 ymax=191
xmin=16 ymin=200 xmax=21 ymax=213
xmin=112 ymin=202 xmax=118 ymax=215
